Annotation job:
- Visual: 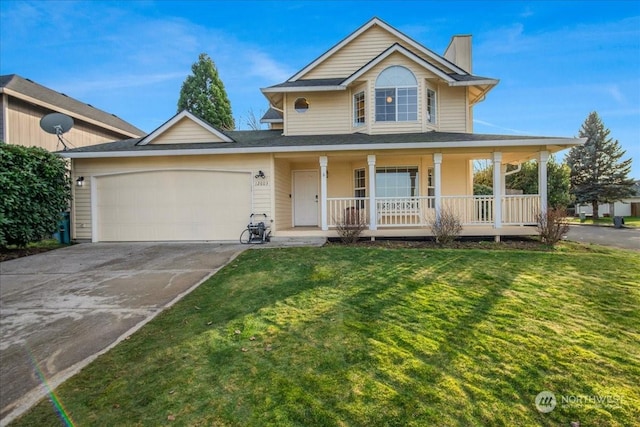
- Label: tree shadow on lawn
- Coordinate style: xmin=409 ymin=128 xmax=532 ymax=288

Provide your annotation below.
xmin=195 ymin=249 xmax=556 ymax=425
xmin=155 ymin=248 xmax=636 ymax=426
xmin=19 ymin=247 xmax=638 ymax=426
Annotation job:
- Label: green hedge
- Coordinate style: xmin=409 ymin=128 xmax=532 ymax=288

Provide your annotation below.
xmin=0 ymin=144 xmax=71 ymax=248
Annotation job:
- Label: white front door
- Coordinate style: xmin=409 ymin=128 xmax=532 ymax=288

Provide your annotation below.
xmin=293 ymin=170 xmax=318 ymax=226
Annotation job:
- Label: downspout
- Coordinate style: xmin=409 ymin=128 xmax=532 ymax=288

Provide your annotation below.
xmin=504 ymin=163 xmax=522 ymax=176
xmin=503 ymin=163 xmax=521 ymax=196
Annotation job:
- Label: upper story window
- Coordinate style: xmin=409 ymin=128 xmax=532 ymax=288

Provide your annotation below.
xmin=426 ymin=89 xmax=436 ymax=124
xmin=353 ymin=91 xmax=365 ymax=126
xmin=294 ymin=97 xmax=309 ymax=113
xmin=375 ymin=66 xmax=417 ymax=122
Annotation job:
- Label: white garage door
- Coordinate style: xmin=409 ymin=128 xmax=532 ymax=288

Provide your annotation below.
xmin=95 ymin=170 xmax=251 ymax=241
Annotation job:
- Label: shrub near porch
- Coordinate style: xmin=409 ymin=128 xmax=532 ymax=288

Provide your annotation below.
xmin=15 ymin=245 xmax=640 ymax=426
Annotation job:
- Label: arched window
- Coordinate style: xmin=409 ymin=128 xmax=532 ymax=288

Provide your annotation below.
xmin=375 ymin=66 xmax=418 ymax=122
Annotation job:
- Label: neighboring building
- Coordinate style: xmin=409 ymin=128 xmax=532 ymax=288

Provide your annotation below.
xmin=62 ymin=17 xmax=584 ymax=243
xmin=576 ymin=180 xmax=640 ymax=217
xmin=0 ymin=74 xmax=144 ymax=151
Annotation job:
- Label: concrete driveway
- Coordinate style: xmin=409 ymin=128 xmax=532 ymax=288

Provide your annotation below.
xmin=566 ymin=225 xmax=640 ymax=251
xmin=0 ymin=242 xmax=246 ymax=425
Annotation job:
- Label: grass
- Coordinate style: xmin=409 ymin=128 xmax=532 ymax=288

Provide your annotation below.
xmin=13 ymin=243 xmax=640 ymax=426
xmin=569 ymin=215 xmax=640 ymax=227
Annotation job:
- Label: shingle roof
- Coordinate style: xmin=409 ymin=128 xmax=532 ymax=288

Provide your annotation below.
xmin=0 ymin=74 xmax=144 ymax=137
xmin=260 ymin=108 xmax=283 ymax=123
xmin=265 ymin=78 xmax=346 ymax=89
xmin=449 ymin=74 xmax=497 ymax=82
xmin=61 ymin=130 xmax=575 ymax=155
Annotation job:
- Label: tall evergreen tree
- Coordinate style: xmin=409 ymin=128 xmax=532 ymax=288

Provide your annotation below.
xmin=177 ymin=53 xmax=234 ymax=130
xmin=567 ymin=111 xmax=634 ymax=219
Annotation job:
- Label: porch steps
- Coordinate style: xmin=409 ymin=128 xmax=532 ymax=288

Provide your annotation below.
xmin=268 ymin=236 xmax=327 ymax=247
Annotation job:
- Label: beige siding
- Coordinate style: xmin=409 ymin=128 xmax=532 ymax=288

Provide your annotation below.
xmin=438 ymin=85 xmax=468 ymax=132
xmin=322 ymin=154 xmax=472 ymax=199
xmin=285 ymin=51 xmax=470 ymax=137
xmin=149 ymin=117 xmax=227 ymax=144
xmin=303 ymin=25 xmax=457 ymax=80
xmin=441 ymin=156 xmax=472 ymax=195
xmin=72 ymin=154 xmax=272 ymax=241
xmin=284 ymin=92 xmax=351 ymax=135
xmin=0 ymin=94 xmax=6 ymax=141
xmin=274 ymin=158 xmax=292 ymax=230
xmin=5 ymin=99 xmax=135 ymax=151
xmin=327 ymin=161 xmax=354 ymax=198
xmin=283 ymin=54 xmax=470 ymax=137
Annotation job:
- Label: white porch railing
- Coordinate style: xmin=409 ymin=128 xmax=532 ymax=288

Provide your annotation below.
xmin=502 ymin=195 xmax=540 ymax=225
xmin=326 ymin=195 xmax=541 ymax=228
xmin=327 ymin=198 xmax=369 ymax=228
xmin=376 ymin=197 xmax=435 ymax=227
xmin=441 ymin=196 xmax=494 ymax=225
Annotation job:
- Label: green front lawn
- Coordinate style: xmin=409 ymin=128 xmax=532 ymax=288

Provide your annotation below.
xmin=14 ymin=244 xmax=640 ymax=426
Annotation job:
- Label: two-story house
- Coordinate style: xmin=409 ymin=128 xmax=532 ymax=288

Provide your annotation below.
xmin=62 ymin=17 xmax=583 ymax=243
xmin=1 ymin=74 xmax=144 ymax=151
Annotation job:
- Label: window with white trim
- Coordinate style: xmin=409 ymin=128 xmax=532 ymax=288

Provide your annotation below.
xmin=375 ymin=166 xmax=419 ymax=197
xmin=375 ymin=66 xmax=418 ymax=122
xmin=354 ymin=168 xmax=366 ymax=198
xmin=353 ymin=91 xmax=365 ymax=126
xmin=427 ymin=167 xmax=435 ymax=208
xmin=294 ymin=97 xmax=309 ymax=113
xmin=426 ymin=89 xmax=436 ymax=124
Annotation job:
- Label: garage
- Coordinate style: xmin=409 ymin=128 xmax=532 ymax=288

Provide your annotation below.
xmin=94 ymin=170 xmax=251 ymax=241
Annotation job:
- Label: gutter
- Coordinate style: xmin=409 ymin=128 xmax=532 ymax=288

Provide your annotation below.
xmin=61 ymin=137 xmax=586 ymax=159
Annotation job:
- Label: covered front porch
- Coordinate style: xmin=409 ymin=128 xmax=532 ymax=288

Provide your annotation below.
xmin=272 ymin=149 xmax=551 ymax=239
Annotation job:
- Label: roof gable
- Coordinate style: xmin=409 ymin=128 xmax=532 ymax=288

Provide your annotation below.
xmin=138 ymin=110 xmax=234 ymax=145
xmin=0 ymin=74 xmax=144 ymax=137
xmin=290 ymin=17 xmax=467 ymax=81
xmin=342 ymin=43 xmax=454 ymax=86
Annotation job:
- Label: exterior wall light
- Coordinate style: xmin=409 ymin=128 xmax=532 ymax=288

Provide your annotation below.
xmin=76 ymin=176 xmax=85 ymax=187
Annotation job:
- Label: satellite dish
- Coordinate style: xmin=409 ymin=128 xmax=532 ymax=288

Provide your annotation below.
xmin=40 ymin=113 xmax=74 ymax=150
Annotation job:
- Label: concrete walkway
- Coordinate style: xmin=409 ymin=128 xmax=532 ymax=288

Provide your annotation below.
xmin=0 ymin=242 xmax=247 ymax=425
xmin=565 ymin=224 xmax=640 ymax=251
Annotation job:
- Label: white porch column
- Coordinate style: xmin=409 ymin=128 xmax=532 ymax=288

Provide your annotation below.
xmin=320 ymin=156 xmax=328 ymax=231
xmin=368 ymin=155 xmax=377 ymax=230
xmin=538 ymin=151 xmax=549 ymax=215
xmin=493 ymin=152 xmax=502 ymax=228
xmin=433 ymin=153 xmax=442 ymax=218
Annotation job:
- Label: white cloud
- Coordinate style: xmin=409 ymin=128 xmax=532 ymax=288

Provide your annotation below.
xmin=476 ymin=15 xmax=640 ymax=58
xmin=602 ymin=84 xmax=626 ymax=104
xmin=53 ymin=72 xmax=187 ymax=95
xmin=243 ymin=49 xmax=293 ymax=83
xmin=473 ymin=119 xmax=531 ymax=135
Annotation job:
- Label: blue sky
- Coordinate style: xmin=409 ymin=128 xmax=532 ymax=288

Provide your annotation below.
xmin=1 ymin=1 xmax=639 ymax=177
